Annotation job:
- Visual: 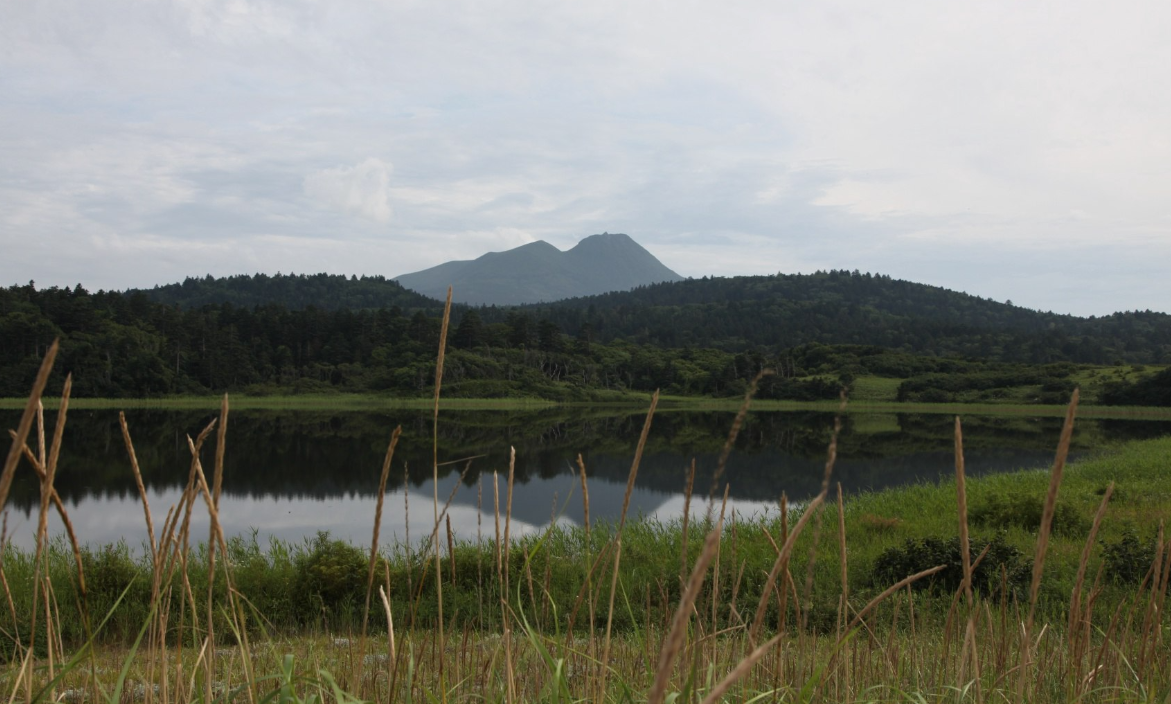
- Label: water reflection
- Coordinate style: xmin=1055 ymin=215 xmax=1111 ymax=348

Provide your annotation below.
xmin=3 ymin=408 xmax=1167 ymax=551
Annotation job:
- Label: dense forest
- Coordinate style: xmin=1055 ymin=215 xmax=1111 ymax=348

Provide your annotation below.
xmin=507 ymin=272 xmax=1171 ymax=364
xmin=136 ymin=271 xmax=1171 ymax=365
xmin=1 ymin=272 xmax=1169 ymax=403
xmin=140 ymin=273 xmax=441 ymax=311
xmin=0 ymin=280 xmax=839 ymax=399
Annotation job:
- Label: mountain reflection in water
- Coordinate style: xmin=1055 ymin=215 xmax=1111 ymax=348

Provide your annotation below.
xmin=3 ymin=408 xmax=1167 ymax=551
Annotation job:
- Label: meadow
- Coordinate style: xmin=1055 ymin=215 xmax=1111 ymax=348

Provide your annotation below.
xmin=3 ymin=332 xmax=1171 ymax=703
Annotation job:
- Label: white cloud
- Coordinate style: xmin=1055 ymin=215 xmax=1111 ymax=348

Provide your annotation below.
xmin=303 ymin=158 xmax=393 ymax=224
xmin=2 ymin=0 xmax=1170 ymax=314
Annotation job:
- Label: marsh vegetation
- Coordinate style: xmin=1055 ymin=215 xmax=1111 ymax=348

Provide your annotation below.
xmin=3 ymin=332 xmax=1171 ymax=702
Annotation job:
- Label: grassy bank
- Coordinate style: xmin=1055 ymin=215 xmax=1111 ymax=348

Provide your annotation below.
xmin=4 ymin=430 xmax=1171 ymax=700
xmin=6 ymin=436 xmax=1170 ymax=643
xmin=4 ymin=392 xmax=1171 ymax=420
xmin=4 ymin=341 xmax=1171 ymax=702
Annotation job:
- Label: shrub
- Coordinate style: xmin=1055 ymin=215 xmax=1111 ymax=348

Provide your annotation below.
xmin=870 ymin=534 xmax=1031 ymax=596
xmin=1101 ymin=530 xmax=1157 ymax=584
xmin=970 ymin=493 xmax=1087 ymax=537
xmin=294 ymin=532 xmax=368 ymax=615
xmin=84 ymin=544 xmax=141 ymax=603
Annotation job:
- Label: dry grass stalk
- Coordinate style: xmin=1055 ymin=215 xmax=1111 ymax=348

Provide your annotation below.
xmin=834 ymin=481 xmax=850 ymax=693
xmin=706 ymin=369 xmax=771 ymax=516
xmin=0 ymin=339 xmax=58 ymax=514
xmin=955 ymin=417 xmax=973 ymax=605
xmin=503 ymin=447 xmax=516 ymax=600
xmin=648 ymin=517 xmax=725 ymax=704
xmin=814 ymin=563 xmax=948 ymax=694
xmin=711 ymin=484 xmax=729 ymax=630
xmin=802 ymin=409 xmax=843 ymax=632
xmin=1069 ymin=482 xmax=1113 ymax=661
xmin=680 ymin=458 xmax=696 ymax=585
xmin=699 ymin=634 xmax=783 ymax=704
xmin=477 ymin=474 xmax=484 ymax=626
xmin=1137 ymin=522 xmax=1166 ymax=673
xmin=576 ymin=454 xmax=591 ymax=536
xmin=748 ymin=491 xmax=827 ymax=644
xmin=953 ymin=416 xmax=982 ymax=701
xmin=500 ymin=457 xmax=517 ymax=704
xmin=363 ymin=425 xmax=402 ymax=637
xmin=780 ymin=492 xmax=788 ymax=544
xmin=1018 ymin=388 xmax=1078 ymax=697
xmin=836 ymin=481 xmax=848 ymax=623
xmin=204 ymin=394 xmax=230 ymax=697
xmin=447 ymin=514 xmax=456 ymax=586
xmin=188 ymin=427 xmax=256 ymax=704
xmin=379 ymin=583 xmax=396 ymax=664
xmin=575 ymin=453 xmax=596 ymax=663
xmin=600 ymin=390 xmax=659 ymax=700
xmin=19 ymin=376 xmax=71 ymax=702
xmin=431 ymin=286 xmax=453 ymax=701
xmin=565 ymin=540 xmax=615 ymax=637
xmin=10 ymin=431 xmax=87 ymax=601
xmin=119 ymin=412 xmax=158 ymax=562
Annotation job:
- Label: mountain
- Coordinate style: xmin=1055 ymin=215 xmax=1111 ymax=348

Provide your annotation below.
xmin=393 ymin=233 xmax=684 ymax=305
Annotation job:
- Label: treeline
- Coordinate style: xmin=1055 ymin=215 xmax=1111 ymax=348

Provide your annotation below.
xmin=4 ymin=276 xmax=1170 ymax=402
xmin=1100 ymin=367 xmax=1171 ymax=407
xmin=140 ymin=272 xmax=440 ymax=311
xmin=507 ymin=271 xmax=1171 ymax=364
xmin=0 ymin=282 xmax=842 ymax=399
xmin=134 ymin=271 xmax=1171 ymax=367
xmin=128 ymin=270 xmax=1171 ymax=365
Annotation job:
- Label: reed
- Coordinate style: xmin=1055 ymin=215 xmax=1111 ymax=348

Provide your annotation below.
xmin=1018 ymin=388 xmax=1078 ymax=699
xmin=649 ymin=514 xmax=724 ymax=704
xmin=363 ymin=425 xmax=402 ymax=637
xmin=4 ymin=345 xmax=1171 ymax=703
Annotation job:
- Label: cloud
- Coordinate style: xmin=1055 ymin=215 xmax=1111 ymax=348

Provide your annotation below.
xmin=3 ymin=0 xmax=1170 ymax=315
xmin=302 ymin=158 xmax=393 ymax=223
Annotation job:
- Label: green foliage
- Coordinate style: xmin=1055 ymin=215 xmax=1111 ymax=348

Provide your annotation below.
xmin=969 ymin=493 xmax=1088 ymax=537
xmin=1101 ymin=367 xmax=1171 ymax=407
xmin=294 ymin=532 xmax=370 ymax=616
xmin=139 ymin=272 xmax=439 ymax=311
xmin=869 ymin=534 xmax=1032 ymax=596
xmin=2 ymin=278 xmax=1169 ymax=402
xmin=1101 ymin=529 xmax=1157 ymax=584
xmin=896 ymin=366 xmax=1077 ymax=403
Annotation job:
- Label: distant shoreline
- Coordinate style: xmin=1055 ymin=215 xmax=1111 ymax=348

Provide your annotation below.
xmin=3 ymin=393 xmax=1170 ymax=419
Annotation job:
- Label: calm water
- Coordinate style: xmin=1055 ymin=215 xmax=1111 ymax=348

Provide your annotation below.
xmin=4 ymin=407 xmax=1168 ymax=551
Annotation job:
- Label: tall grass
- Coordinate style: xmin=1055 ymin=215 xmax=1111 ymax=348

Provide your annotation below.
xmin=2 ymin=341 xmax=1171 ymax=703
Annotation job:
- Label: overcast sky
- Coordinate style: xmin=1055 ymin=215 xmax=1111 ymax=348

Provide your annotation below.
xmin=3 ymin=1 xmax=1169 ymax=316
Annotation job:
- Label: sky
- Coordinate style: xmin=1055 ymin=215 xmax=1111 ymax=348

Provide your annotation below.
xmin=3 ymin=1 xmax=1169 ymax=317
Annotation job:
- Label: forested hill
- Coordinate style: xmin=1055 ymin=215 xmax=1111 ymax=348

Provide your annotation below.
xmin=2 ymin=276 xmax=1170 ymax=399
xmin=137 ymin=273 xmax=442 ymax=311
xmin=126 ymin=269 xmax=1171 ymax=365
xmin=506 ymin=271 xmax=1171 ymax=364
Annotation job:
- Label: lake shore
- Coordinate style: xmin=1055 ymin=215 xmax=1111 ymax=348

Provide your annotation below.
xmin=4 ymin=431 xmax=1171 ymax=701
xmin=3 ymin=392 xmax=1171 ymax=419
xmin=7 ymin=434 xmax=1169 ymax=639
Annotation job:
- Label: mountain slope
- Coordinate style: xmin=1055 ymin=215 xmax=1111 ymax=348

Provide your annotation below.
xmin=507 ymin=271 xmax=1171 ymax=364
xmin=394 ymin=233 xmax=683 ymax=305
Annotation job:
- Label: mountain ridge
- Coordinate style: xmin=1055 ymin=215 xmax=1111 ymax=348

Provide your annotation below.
xmin=393 ymin=233 xmax=684 ymax=305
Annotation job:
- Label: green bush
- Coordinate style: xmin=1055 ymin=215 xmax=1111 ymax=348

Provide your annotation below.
xmin=970 ymin=493 xmax=1087 ymax=537
xmin=870 ymin=534 xmax=1031 ymax=596
xmin=294 ymin=532 xmax=368 ymax=616
xmin=1101 ymin=530 xmax=1157 ymax=584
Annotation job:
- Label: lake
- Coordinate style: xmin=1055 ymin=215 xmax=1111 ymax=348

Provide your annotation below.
xmin=4 ymin=406 xmax=1169 ymax=551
